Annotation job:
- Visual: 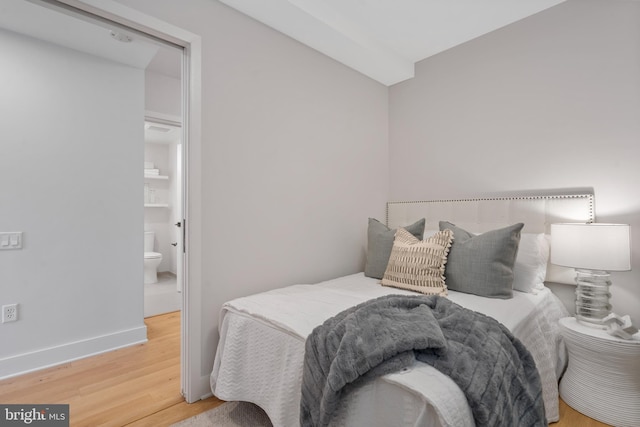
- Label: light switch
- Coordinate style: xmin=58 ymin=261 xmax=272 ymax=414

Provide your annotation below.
xmin=0 ymin=232 xmax=22 ymax=250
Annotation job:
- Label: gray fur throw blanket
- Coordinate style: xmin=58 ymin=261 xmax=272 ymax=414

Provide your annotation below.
xmin=300 ymin=294 xmax=546 ymax=427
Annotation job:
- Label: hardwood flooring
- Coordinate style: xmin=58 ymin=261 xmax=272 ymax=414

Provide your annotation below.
xmin=0 ymin=311 xmax=222 ymax=426
xmin=555 ymin=399 xmax=611 ymax=427
xmin=0 ymin=310 xmax=610 ymax=426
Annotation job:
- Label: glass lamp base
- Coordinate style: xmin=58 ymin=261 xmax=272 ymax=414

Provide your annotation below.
xmin=574 ymin=269 xmax=611 ymax=328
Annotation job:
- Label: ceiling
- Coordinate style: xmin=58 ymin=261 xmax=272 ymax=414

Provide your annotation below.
xmin=219 ymin=0 xmax=567 ymax=86
xmin=1 ymin=0 xmax=567 ymax=85
xmin=0 ymin=0 xmax=180 ymax=79
xmin=145 ymin=121 xmax=181 ymax=144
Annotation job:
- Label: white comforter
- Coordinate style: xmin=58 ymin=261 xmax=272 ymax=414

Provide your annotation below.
xmin=211 ymin=273 xmax=568 ymax=427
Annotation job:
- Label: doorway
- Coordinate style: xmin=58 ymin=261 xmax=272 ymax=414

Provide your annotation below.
xmin=144 ymin=117 xmax=183 ymax=317
xmin=1 ymin=0 xmax=204 ymax=403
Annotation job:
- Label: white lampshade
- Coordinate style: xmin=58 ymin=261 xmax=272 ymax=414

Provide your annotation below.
xmin=551 ymin=223 xmax=631 ymax=271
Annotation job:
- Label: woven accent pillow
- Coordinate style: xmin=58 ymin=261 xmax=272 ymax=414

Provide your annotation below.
xmin=381 ymin=228 xmax=453 ymax=296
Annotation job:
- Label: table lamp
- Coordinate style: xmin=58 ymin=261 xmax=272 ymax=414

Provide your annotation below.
xmin=550 ymin=223 xmax=631 ymax=327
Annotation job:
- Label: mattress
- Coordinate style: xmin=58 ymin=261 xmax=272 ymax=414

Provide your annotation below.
xmin=211 ymin=273 xmax=568 ymax=427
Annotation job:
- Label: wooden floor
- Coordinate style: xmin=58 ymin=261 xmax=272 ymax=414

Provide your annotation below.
xmin=0 ymin=311 xmax=610 ymax=427
xmin=0 ymin=311 xmax=222 ymax=426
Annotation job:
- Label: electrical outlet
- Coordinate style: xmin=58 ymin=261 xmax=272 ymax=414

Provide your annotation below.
xmin=2 ymin=304 xmax=18 ymax=323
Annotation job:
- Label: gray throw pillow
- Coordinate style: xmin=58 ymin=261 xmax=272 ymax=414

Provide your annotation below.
xmin=439 ymin=221 xmax=524 ymax=299
xmin=365 ymin=218 xmax=425 ymax=279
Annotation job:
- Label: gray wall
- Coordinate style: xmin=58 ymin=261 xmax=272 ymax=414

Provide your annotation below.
xmin=389 ymin=0 xmax=640 ymax=324
xmin=145 ymin=71 xmax=181 ymax=118
xmin=0 ymin=29 xmax=146 ymax=377
xmin=118 ymin=0 xmax=390 ymax=378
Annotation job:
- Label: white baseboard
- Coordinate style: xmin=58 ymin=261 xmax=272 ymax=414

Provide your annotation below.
xmin=0 ymin=325 xmax=148 ymax=380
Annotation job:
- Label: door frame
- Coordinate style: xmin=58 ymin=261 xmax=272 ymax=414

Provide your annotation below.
xmin=54 ymin=0 xmax=205 ymax=402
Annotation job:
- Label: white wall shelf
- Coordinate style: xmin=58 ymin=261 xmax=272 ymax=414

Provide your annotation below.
xmin=144 ymin=174 xmax=169 ymax=180
xmin=144 ymin=203 xmax=169 ymax=208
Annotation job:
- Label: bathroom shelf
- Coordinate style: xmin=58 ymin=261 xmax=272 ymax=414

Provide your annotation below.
xmin=144 ymin=174 xmax=169 ymax=180
xmin=144 ymin=203 xmax=169 ymax=208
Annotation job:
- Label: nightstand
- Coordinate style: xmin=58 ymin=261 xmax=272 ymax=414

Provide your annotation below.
xmin=559 ymin=317 xmax=640 ymax=427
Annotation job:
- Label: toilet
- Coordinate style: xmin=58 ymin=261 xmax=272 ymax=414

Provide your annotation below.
xmin=144 ymin=231 xmax=163 ymax=284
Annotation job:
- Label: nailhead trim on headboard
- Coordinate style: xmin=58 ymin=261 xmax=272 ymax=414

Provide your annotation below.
xmin=386 ymin=194 xmax=595 ymax=227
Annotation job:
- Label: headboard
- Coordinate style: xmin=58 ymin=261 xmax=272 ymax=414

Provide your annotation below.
xmin=386 ymin=193 xmax=595 ymax=285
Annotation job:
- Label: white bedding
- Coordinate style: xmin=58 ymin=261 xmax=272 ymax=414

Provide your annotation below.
xmin=211 ymin=273 xmax=568 ymax=427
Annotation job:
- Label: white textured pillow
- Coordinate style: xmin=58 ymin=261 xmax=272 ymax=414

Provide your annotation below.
xmin=512 ymin=233 xmax=550 ymax=293
xmin=381 ymin=228 xmax=453 ymax=296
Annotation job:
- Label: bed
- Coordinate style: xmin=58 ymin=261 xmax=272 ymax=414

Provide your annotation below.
xmin=211 ymin=194 xmax=595 ymax=427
